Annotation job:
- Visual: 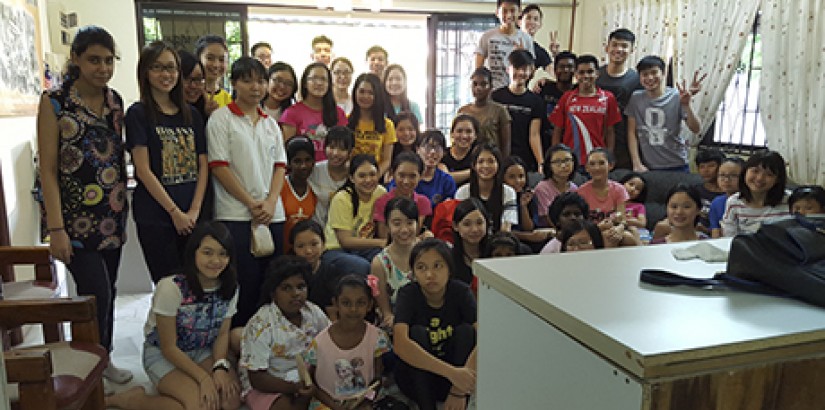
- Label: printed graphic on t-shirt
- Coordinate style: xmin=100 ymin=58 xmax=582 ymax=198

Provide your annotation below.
xmin=158 ymin=126 xmax=198 ymax=185
xmin=353 ymin=129 xmax=382 ymax=158
xmin=428 ymin=316 xmax=453 ymax=357
xmin=334 ymin=357 xmax=367 ymax=397
xmin=306 ymin=123 xmax=329 ymax=156
xmin=487 ymin=38 xmax=518 ymax=88
xmin=640 ymin=107 xmax=668 ymax=146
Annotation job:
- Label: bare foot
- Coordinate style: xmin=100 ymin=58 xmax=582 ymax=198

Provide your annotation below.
xmin=105 ymin=385 xmax=146 ymax=409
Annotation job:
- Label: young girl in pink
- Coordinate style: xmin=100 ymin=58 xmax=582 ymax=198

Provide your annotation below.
xmin=575 ymin=148 xmax=629 ymax=222
xmin=534 ymin=144 xmax=578 ymax=228
xmin=618 ymin=172 xmax=648 ymax=229
xmin=305 ymin=275 xmax=390 ymax=409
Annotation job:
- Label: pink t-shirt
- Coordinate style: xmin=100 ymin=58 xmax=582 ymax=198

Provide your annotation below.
xmin=280 ymin=102 xmax=348 ymax=162
xmin=373 ymin=189 xmax=433 ymax=222
xmin=574 ymin=180 xmax=629 ymax=222
xmin=534 ymin=179 xmax=578 ymax=218
xmin=625 ymin=202 xmax=646 ymax=218
xmin=305 ymin=323 xmax=390 ymax=401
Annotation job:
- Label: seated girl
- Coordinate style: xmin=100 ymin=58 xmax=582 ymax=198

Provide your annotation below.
xmin=415 ymin=130 xmax=457 ymax=206
xmin=375 ymin=152 xmax=432 ymax=239
xmin=618 ymin=172 xmax=648 ymax=229
xmin=323 ymin=154 xmax=388 ymax=275
xmin=384 ymin=111 xmax=420 ymax=183
xmin=451 ymin=198 xmax=492 ymax=286
xmin=305 ymin=275 xmax=390 ymax=410
xmin=540 ymin=192 xmax=589 ymax=254
xmin=393 ymin=238 xmax=478 ymax=410
xmin=309 ymin=126 xmax=354 ymax=227
xmin=455 ymin=143 xmax=518 ymax=233
xmin=107 ymin=222 xmax=241 ymax=410
xmin=502 ymin=155 xmax=554 ymax=251
xmin=709 ymin=157 xmax=745 ymax=238
xmin=650 ymin=184 xmax=708 ymax=244
xmin=442 ymin=114 xmax=480 ymax=186
xmin=560 ymin=220 xmax=605 ymax=252
xmin=239 ymin=255 xmax=330 ymax=410
xmin=721 ymin=150 xmax=790 ymax=237
xmin=371 ymin=197 xmax=419 ymax=327
xmin=290 ymin=219 xmax=345 ymax=319
xmin=484 ymin=231 xmax=523 ymax=258
xmin=535 ymin=144 xmax=578 ymax=228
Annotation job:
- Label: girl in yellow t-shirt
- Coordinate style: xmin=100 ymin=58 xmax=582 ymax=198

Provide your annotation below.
xmin=348 ymin=73 xmax=396 ymax=177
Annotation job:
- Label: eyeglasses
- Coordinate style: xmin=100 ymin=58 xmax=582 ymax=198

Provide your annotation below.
xmin=307 ymin=76 xmax=329 ymax=84
xmin=566 ymin=240 xmax=594 ymax=250
xmin=550 ymin=158 xmax=574 ymax=165
xmin=149 ymin=63 xmax=178 ymax=74
xmin=185 ymin=77 xmax=205 ymax=86
xmin=270 ymin=77 xmax=295 ymax=88
xmin=421 ymin=145 xmax=443 ymax=153
xmin=718 ymin=174 xmax=740 ymax=180
xmin=332 ymin=70 xmax=352 ymax=76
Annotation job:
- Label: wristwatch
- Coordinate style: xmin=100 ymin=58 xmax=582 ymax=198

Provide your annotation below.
xmin=212 ymin=358 xmax=230 ymax=373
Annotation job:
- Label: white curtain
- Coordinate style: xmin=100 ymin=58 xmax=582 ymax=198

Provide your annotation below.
xmin=671 ymin=0 xmax=760 ymax=137
xmin=759 ymin=0 xmax=825 ymax=185
xmin=601 ymin=0 xmax=675 ymax=66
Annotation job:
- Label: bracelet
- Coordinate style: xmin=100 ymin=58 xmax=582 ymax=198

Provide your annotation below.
xmin=212 ymin=358 xmax=231 ymax=373
xmin=46 ymin=226 xmax=65 ymax=233
xmin=449 ymin=391 xmax=469 ymax=398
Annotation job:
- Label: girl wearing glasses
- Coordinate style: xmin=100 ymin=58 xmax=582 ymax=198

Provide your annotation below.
xmin=534 ymin=144 xmax=578 ymax=228
xmin=331 ymin=57 xmax=355 ymax=115
xmin=178 ymin=50 xmax=208 ymax=119
xmin=281 ymin=62 xmax=348 ymax=161
xmin=261 ymin=62 xmax=297 ymax=122
xmin=414 ymin=130 xmax=457 ymax=207
xmin=126 ymin=41 xmax=208 ymax=284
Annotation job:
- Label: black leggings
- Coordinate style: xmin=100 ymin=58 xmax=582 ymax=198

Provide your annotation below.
xmin=395 ymin=323 xmax=476 ymax=410
xmin=66 ymin=247 xmax=122 ymax=351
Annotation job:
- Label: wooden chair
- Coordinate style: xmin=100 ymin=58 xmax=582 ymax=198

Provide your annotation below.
xmin=0 ymin=246 xmax=62 ymax=346
xmin=0 ymin=296 xmax=107 ymax=410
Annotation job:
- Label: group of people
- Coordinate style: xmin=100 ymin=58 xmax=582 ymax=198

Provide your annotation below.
xmin=35 ymin=1 xmax=825 ymax=409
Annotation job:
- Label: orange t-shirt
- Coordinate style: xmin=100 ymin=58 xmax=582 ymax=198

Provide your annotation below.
xmin=280 ymin=179 xmax=317 ymax=254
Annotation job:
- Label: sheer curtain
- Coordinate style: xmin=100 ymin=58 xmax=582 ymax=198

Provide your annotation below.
xmin=759 ymin=0 xmax=825 ymax=185
xmin=671 ymin=0 xmax=760 ymax=137
xmin=602 ymin=0 xmax=675 ymax=65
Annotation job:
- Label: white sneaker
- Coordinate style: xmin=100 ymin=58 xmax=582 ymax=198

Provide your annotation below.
xmin=103 ymin=362 xmax=133 ymax=384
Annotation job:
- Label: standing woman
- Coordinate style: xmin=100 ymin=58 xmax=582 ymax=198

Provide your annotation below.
xmin=348 ymin=73 xmax=397 ymax=177
xmin=383 ymin=64 xmax=422 ymax=124
xmin=195 ymin=35 xmax=230 ymax=115
xmin=37 ymin=26 xmax=132 ymax=384
xmin=331 ymin=57 xmax=355 ymax=115
xmin=260 ymin=62 xmax=297 ymax=122
xmin=280 ymin=62 xmax=348 ymax=160
xmin=178 ymin=50 xmax=208 ymax=120
xmin=207 ymin=57 xmax=288 ymax=328
xmin=126 ymin=41 xmax=209 ymax=284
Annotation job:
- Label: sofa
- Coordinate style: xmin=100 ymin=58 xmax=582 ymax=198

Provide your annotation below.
xmin=608 ymin=169 xmax=703 ymax=231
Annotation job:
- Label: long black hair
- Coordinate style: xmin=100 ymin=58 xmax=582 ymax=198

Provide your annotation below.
xmin=182 ymin=221 xmax=238 ymax=301
xmin=451 ymin=198 xmax=491 ymax=273
xmin=382 ymin=64 xmax=412 ymax=121
xmin=469 ymin=143 xmax=505 ymax=232
xmin=348 ymin=73 xmax=387 ymax=133
xmin=259 ymin=255 xmax=312 ymax=309
xmin=264 ymin=61 xmax=298 ymax=112
xmin=65 ymin=26 xmax=117 ymax=84
xmin=137 ymin=41 xmax=191 ymax=126
xmin=333 ymin=274 xmax=379 ymax=324
xmin=178 ymin=49 xmax=207 ymax=119
xmin=300 ymin=62 xmax=339 ymax=127
xmin=335 ymin=154 xmax=380 ymax=217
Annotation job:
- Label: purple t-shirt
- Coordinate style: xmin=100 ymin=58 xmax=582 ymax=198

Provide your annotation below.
xmin=280 ymin=102 xmax=348 ymax=161
xmin=373 ymin=189 xmax=433 ymax=222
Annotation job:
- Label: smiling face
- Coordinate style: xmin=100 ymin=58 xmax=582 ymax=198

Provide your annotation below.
xmin=473 ymin=150 xmax=499 ymax=182
xmin=564 ymin=230 xmax=595 ymax=252
xmin=272 ymin=274 xmax=308 ymax=317
xmin=605 ymin=38 xmax=633 ymax=65
xmin=351 ymin=161 xmax=379 ymax=198
xmin=667 ymin=192 xmax=700 ymax=229
xmin=520 ymin=9 xmax=542 ymax=36
xmin=325 ymin=141 xmax=351 ymax=168
xmin=288 ymin=150 xmax=314 ymax=183
xmin=147 ymin=50 xmax=179 ymax=96
xmin=384 ymin=68 xmax=406 ymax=97
xmin=395 ymin=119 xmax=418 ymax=148
xmin=367 ymin=51 xmax=387 ymax=77
xmin=72 ymin=44 xmax=115 ymax=89
xmin=305 ymin=66 xmax=330 ymax=100
xmin=417 ymin=140 xmax=444 ymax=168
xmin=268 ymin=69 xmax=296 ymax=103
xmin=623 ymin=177 xmax=645 ymax=201
xmin=387 ymin=209 xmax=418 ymax=246
xmin=334 ymin=285 xmax=371 ymax=324
xmin=293 ymin=230 xmax=324 ymax=269
xmin=355 ymin=80 xmax=375 ymax=110
xmin=253 ymin=46 xmax=272 ymax=69
xmin=194 ymin=235 xmax=230 ymax=284
xmin=503 ymin=164 xmax=527 ymax=193
xmin=312 ymin=41 xmax=332 ymax=66
xmin=183 ymin=64 xmax=205 ymax=104
xmin=554 ymin=57 xmax=576 ymax=84
xmin=331 ymin=60 xmax=353 ymax=91
xmin=200 ymin=43 xmax=227 ymax=84
xmin=454 ymin=209 xmax=487 ymax=246
xmin=585 ymin=151 xmax=610 ymax=181
xmin=639 ymin=66 xmax=664 ymax=93
xmin=549 ymin=150 xmax=575 ymax=180
xmin=744 ymin=165 xmax=778 ymax=197
xmin=496 ymin=2 xmax=520 ymax=28
xmin=393 ymin=161 xmax=421 ymax=197
xmin=575 ymin=62 xmax=598 ymax=92
xmin=717 ymin=162 xmax=742 ymax=195
xmin=451 ymin=120 xmax=477 ymax=150
xmin=508 ymin=64 xmax=534 ymax=88
xmin=412 ymin=248 xmax=450 ymax=298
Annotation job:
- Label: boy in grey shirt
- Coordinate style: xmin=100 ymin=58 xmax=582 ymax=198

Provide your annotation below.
xmin=475 ymin=0 xmax=535 ymax=90
xmin=626 ymin=55 xmax=704 ymax=172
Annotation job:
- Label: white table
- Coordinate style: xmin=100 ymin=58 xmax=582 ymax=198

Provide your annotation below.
xmin=474 ymin=239 xmax=825 ymax=409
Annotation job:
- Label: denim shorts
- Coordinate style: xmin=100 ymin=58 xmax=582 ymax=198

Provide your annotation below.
xmin=143 ymin=342 xmax=212 ymax=385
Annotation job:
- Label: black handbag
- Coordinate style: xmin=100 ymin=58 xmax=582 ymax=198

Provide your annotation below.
xmin=640 ymin=215 xmax=825 ymax=307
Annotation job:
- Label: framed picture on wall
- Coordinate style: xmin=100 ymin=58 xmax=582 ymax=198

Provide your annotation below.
xmin=0 ymin=0 xmax=44 ymax=117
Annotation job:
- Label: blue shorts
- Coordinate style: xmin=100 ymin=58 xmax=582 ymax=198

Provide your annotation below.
xmin=142 ymin=342 xmax=212 ymax=385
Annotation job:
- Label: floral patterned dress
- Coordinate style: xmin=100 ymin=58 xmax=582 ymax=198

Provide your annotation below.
xmin=47 ymin=82 xmax=128 ymax=250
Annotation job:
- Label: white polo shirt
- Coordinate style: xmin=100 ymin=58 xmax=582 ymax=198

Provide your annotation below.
xmin=207 ymin=102 xmax=287 ymax=222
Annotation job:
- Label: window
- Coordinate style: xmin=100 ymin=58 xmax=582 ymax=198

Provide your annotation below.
xmin=711 ymin=13 xmax=765 ymax=154
xmin=428 ymin=14 xmax=498 ymax=139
